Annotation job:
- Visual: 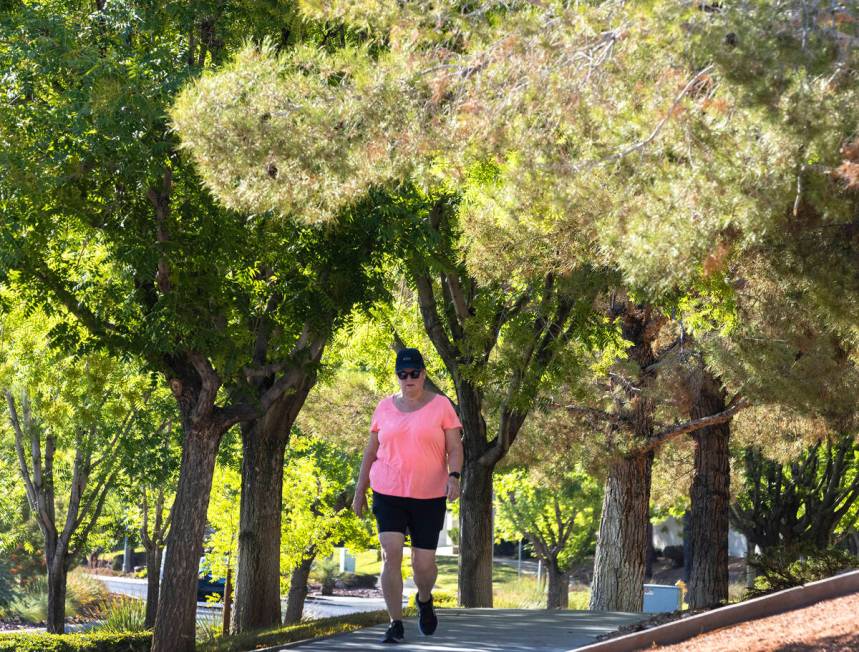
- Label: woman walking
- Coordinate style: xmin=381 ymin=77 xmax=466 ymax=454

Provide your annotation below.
xmin=352 ymin=347 xmax=464 ymax=644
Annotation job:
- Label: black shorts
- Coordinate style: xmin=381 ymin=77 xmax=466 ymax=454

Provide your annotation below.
xmin=372 ymin=491 xmax=447 ymax=550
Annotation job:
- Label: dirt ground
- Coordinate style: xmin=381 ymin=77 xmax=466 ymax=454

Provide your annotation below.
xmin=652 ymin=592 xmax=859 ymax=651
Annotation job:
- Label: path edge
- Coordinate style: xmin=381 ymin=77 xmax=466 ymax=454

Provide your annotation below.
xmin=574 ymin=568 xmax=859 ymax=652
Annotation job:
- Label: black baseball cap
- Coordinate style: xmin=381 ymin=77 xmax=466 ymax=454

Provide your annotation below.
xmin=395 ymin=348 xmax=425 ymax=372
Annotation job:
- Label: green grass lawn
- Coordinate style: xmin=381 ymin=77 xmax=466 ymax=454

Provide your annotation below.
xmin=353 ymin=549 xmax=590 ymax=609
xmin=354 ymin=550 xmax=524 ymax=592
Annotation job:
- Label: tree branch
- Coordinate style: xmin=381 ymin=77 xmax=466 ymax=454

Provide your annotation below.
xmin=61 ymin=443 xmax=90 ymax=549
xmin=414 ymin=274 xmax=459 ymax=375
xmin=5 ymin=390 xmax=42 ymax=525
xmin=445 ymin=273 xmax=471 ymax=325
xmin=573 ymin=64 xmax=716 ymax=173
xmin=188 ymin=352 xmax=221 ymax=425
xmin=639 ymin=397 xmax=749 ymax=455
xmin=548 ymin=401 xmax=622 ymax=426
xmin=30 ymin=264 xmax=124 ymax=347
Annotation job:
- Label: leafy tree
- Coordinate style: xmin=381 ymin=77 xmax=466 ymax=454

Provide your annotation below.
xmin=0 ymin=3 xmax=392 ymax=647
xmin=125 ymin=407 xmax=181 ymax=628
xmin=204 ymin=462 xmax=241 ymax=588
xmin=494 ymin=467 xmax=601 ymax=609
xmin=279 ymin=435 xmax=373 ymax=624
xmin=731 ymin=433 xmax=859 ymax=552
xmin=0 ymin=306 xmax=153 ymax=633
xmin=167 ymin=2 xmax=754 ymax=610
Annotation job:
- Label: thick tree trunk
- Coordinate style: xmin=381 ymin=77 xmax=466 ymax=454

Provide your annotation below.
xmin=682 ymin=510 xmax=693 ymax=583
xmin=283 ymin=555 xmax=315 ymax=625
xmin=456 ymin=382 xmax=494 ymax=608
xmin=546 ymin=559 xmax=569 ymax=609
xmin=46 ymin=556 xmax=67 ymax=634
xmin=233 ymin=387 xmax=313 ymax=633
xmin=152 ymin=424 xmax=223 ymax=652
xmin=589 ymin=452 xmax=654 ymax=612
xmin=145 ymin=546 xmax=163 ymax=629
xmin=458 ymin=456 xmax=494 ymax=608
xmin=687 ymin=377 xmax=730 ymax=609
xmin=233 ymin=422 xmax=287 ymax=632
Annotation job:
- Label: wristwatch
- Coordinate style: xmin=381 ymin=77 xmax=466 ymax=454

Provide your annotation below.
xmin=448 ymin=471 xmax=461 ymax=480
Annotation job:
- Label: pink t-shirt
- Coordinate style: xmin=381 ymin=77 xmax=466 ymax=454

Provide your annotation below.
xmin=369 ymin=393 xmax=462 ymax=499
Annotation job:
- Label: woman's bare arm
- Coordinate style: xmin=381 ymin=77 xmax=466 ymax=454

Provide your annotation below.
xmin=352 ymin=430 xmax=380 ymax=517
xmin=444 ymin=427 xmax=463 ymax=501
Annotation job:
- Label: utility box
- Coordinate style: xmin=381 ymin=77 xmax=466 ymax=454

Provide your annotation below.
xmin=338 ymin=548 xmax=356 ymax=573
xmin=642 ymin=584 xmax=682 ymax=613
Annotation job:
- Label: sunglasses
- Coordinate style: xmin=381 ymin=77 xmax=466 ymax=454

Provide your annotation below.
xmin=396 ymin=370 xmax=422 ymax=380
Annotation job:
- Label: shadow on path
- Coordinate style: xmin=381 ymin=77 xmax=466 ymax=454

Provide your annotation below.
xmin=291 ymin=608 xmax=645 ymax=651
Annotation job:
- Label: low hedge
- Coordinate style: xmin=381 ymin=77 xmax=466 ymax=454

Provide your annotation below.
xmin=0 ymin=631 xmax=151 ymax=652
xmin=407 ymin=590 xmax=457 ymax=608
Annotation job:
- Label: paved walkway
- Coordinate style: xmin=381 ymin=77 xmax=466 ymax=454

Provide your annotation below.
xmin=290 ymin=609 xmax=645 ymax=651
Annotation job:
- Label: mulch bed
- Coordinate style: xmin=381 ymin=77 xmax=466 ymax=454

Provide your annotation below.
xmin=307 ymin=585 xmax=384 ymax=599
xmin=0 ymin=617 xmax=37 ymax=632
xmin=652 ymin=592 xmax=859 ymax=651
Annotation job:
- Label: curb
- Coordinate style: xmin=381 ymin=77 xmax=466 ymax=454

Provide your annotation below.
xmin=247 ymin=611 xmax=394 ymax=652
xmin=575 ymin=568 xmax=859 ymax=652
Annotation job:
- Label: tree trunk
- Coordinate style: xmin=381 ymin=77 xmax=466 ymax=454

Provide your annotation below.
xmin=456 ymin=381 xmax=494 ymax=608
xmin=458 ymin=456 xmax=494 ymax=608
xmin=546 ymin=559 xmax=569 ymax=609
xmin=145 ymin=546 xmax=163 ymax=629
xmin=683 ymin=510 xmax=693 ymax=583
xmin=222 ymin=567 xmax=233 ymax=637
xmin=46 ymin=556 xmax=67 ymax=634
xmin=283 ymin=555 xmax=315 ymax=625
xmin=687 ymin=377 xmax=731 ymax=609
xmin=589 ymin=452 xmax=654 ymax=612
xmin=233 ymin=387 xmax=313 ymax=633
xmin=152 ymin=423 xmax=223 ymax=652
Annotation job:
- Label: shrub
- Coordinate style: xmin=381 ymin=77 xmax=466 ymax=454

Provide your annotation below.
xmin=310 ymin=558 xmax=338 ymax=596
xmin=335 ymin=572 xmax=378 ymax=589
xmin=7 ymin=569 xmax=109 ymax=624
xmin=8 ymin=576 xmax=50 ymax=624
xmin=98 ymin=597 xmax=147 ymax=634
xmin=196 ymin=615 xmax=222 ymax=645
xmin=662 ymin=545 xmax=684 ymax=567
xmin=407 ymin=590 xmax=457 ymax=609
xmin=746 ymin=544 xmax=857 ymax=598
xmin=0 ymin=631 xmax=151 ymax=651
xmin=0 ymin=559 xmax=18 ymax=614
xmin=67 ymin=569 xmax=109 ymax=618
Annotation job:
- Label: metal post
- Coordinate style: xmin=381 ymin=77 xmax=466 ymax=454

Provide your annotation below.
xmin=517 ymin=539 xmax=523 ymax=577
xmin=122 ymin=534 xmax=132 ymax=574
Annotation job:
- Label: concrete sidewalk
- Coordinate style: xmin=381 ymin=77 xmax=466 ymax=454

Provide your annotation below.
xmin=287 ymin=609 xmax=645 ymax=651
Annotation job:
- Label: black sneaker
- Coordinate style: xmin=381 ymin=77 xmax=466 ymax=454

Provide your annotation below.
xmin=382 ymin=619 xmax=405 ymax=644
xmin=417 ymin=594 xmax=438 ymax=636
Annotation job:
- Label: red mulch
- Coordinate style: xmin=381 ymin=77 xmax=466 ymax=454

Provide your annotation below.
xmin=652 ymin=592 xmax=859 ymax=651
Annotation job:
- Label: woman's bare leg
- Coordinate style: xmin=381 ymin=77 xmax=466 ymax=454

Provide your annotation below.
xmin=411 ymin=547 xmax=438 ymax=602
xmin=379 ymin=531 xmax=406 ymax=620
